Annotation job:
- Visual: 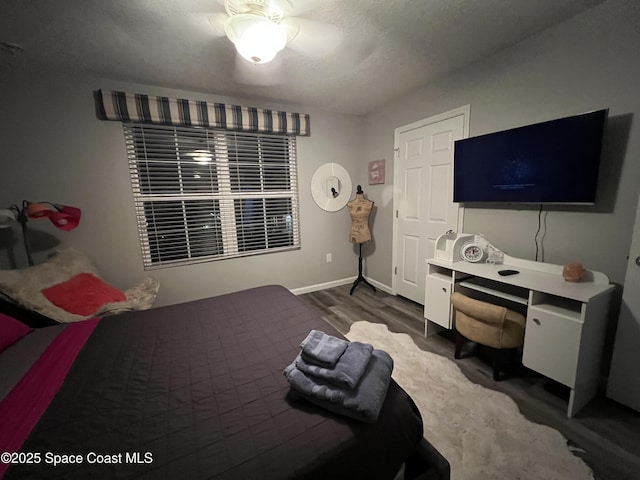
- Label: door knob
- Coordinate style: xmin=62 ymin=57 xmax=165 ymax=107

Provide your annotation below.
xmin=636 ymin=256 xmax=640 ymax=266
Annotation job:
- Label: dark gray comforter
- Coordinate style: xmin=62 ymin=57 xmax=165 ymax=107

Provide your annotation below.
xmin=5 ymin=285 xmax=449 ymax=479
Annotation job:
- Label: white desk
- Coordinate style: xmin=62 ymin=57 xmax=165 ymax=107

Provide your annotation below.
xmin=424 ymin=255 xmax=614 ymax=418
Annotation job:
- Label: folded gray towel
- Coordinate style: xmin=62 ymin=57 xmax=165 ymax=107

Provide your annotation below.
xmin=295 ymin=340 xmax=373 ymax=390
xmin=284 ymin=349 xmax=394 ymax=423
xmin=300 ymin=330 xmax=348 ymax=368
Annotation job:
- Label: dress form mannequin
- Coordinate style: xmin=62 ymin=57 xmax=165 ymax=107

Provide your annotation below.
xmin=347 ymin=185 xmax=376 ymax=295
xmin=347 ymin=187 xmax=374 ymax=243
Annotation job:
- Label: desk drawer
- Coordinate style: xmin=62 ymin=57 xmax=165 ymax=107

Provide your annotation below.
xmin=523 ymin=306 xmax=583 ymax=387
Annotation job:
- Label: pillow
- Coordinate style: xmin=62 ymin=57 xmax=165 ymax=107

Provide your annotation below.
xmin=0 ymin=248 xmax=101 ymax=323
xmin=0 ymin=248 xmax=159 ymax=323
xmin=0 ymin=313 xmax=31 ymax=353
xmin=42 ymin=273 xmax=126 ymax=316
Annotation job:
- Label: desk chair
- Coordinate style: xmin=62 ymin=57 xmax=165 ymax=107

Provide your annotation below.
xmin=450 ymin=292 xmax=526 ymax=381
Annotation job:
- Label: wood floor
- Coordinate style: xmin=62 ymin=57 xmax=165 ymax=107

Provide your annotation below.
xmin=299 ymin=284 xmax=640 ymax=480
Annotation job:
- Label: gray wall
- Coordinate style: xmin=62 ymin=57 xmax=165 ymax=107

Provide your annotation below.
xmin=361 ymin=0 xmax=640 ymax=292
xmin=1 ymin=0 xmax=638 ymax=314
xmin=0 ymin=73 xmax=363 ymax=306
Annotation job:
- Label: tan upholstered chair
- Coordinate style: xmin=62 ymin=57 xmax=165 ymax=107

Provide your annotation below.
xmin=450 ymin=292 xmax=526 ymax=381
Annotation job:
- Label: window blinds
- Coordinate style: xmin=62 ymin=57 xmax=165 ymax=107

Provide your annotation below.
xmin=124 ymin=123 xmax=300 ymax=268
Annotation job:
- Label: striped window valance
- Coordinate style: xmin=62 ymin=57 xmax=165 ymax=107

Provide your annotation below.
xmin=95 ymin=89 xmax=310 ymax=136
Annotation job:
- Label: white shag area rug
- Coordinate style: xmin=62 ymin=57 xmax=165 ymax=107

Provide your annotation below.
xmin=345 ymin=321 xmax=594 ymax=480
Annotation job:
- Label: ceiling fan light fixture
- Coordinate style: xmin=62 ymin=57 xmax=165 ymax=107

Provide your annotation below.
xmin=224 ymin=14 xmax=287 ymax=64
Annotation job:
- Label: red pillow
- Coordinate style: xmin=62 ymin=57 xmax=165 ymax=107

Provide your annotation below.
xmin=0 ymin=313 xmax=31 ymax=353
xmin=41 ymin=273 xmax=126 ymax=316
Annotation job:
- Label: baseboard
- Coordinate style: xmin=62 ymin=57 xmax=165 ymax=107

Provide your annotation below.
xmin=366 ymin=278 xmax=394 ymax=295
xmin=290 ymin=277 xmax=356 ymax=295
xmin=291 ymin=276 xmax=394 ymax=296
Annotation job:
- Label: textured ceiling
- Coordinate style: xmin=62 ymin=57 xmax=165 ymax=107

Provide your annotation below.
xmin=0 ymin=0 xmax=605 ymax=115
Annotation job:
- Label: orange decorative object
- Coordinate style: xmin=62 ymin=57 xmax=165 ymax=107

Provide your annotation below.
xmin=26 ymin=202 xmax=56 ymax=218
xmin=563 ymin=263 xmax=585 ymax=282
xmin=25 ymin=202 xmax=81 ymax=231
xmin=10 ymin=200 xmax=82 ymax=266
xmin=50 ymin=206 xmax=81 ymax=231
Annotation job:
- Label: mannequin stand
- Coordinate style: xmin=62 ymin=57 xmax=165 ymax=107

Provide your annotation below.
xmin=350 ymin=243 xmax=376 ymax=295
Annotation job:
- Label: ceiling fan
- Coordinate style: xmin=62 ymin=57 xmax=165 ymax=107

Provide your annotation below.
xmin=209 ymin=0 xmax=344 ymax=82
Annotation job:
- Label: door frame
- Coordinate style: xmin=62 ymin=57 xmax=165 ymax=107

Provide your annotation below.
xmin=391 ymin=105 xmax=471 ymax=297
xmin=606 ymin=187 xmax=640 ymax=411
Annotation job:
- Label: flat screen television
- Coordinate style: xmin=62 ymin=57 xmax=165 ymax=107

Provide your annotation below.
xmin=453 ymin=109 xmax=608 ymax=204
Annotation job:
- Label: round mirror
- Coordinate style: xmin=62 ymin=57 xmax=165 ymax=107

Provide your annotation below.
xmin=311 ymin=163 xmax=352 ymax=212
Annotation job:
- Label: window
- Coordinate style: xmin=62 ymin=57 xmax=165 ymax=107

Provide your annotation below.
xmin=124 ymin=123 xmax=300 ymax=268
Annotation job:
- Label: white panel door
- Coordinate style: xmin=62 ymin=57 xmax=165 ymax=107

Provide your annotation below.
xmin=394 ymin=109 xmax=467 ymax=304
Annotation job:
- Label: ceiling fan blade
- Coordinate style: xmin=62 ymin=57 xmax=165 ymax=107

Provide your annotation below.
xmin=176 ymin=12 xmax=227 ymax=42
xmin=176 ymin=0 xmax=227 ymax=38
xmin=287 ymin=0 xmax=325 ymax=17
xmin=234 ymin=53 xmax=285 ymax=86
xmin=282 ymin=18 xmax=343 ymax=58
xmin=208 ymin=12 xmax=229 ymax=38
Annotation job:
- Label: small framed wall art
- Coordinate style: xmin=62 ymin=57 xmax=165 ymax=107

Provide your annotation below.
xmin=368 ymin=159 xmax=385 ymax=185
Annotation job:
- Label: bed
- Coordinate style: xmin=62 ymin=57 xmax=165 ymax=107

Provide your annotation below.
xmin=0 ymin=285 xmax=449 ymax=479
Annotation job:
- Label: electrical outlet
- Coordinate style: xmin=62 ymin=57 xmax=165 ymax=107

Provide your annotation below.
xmin=326 ymin=253 xmax=332 ymax=263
